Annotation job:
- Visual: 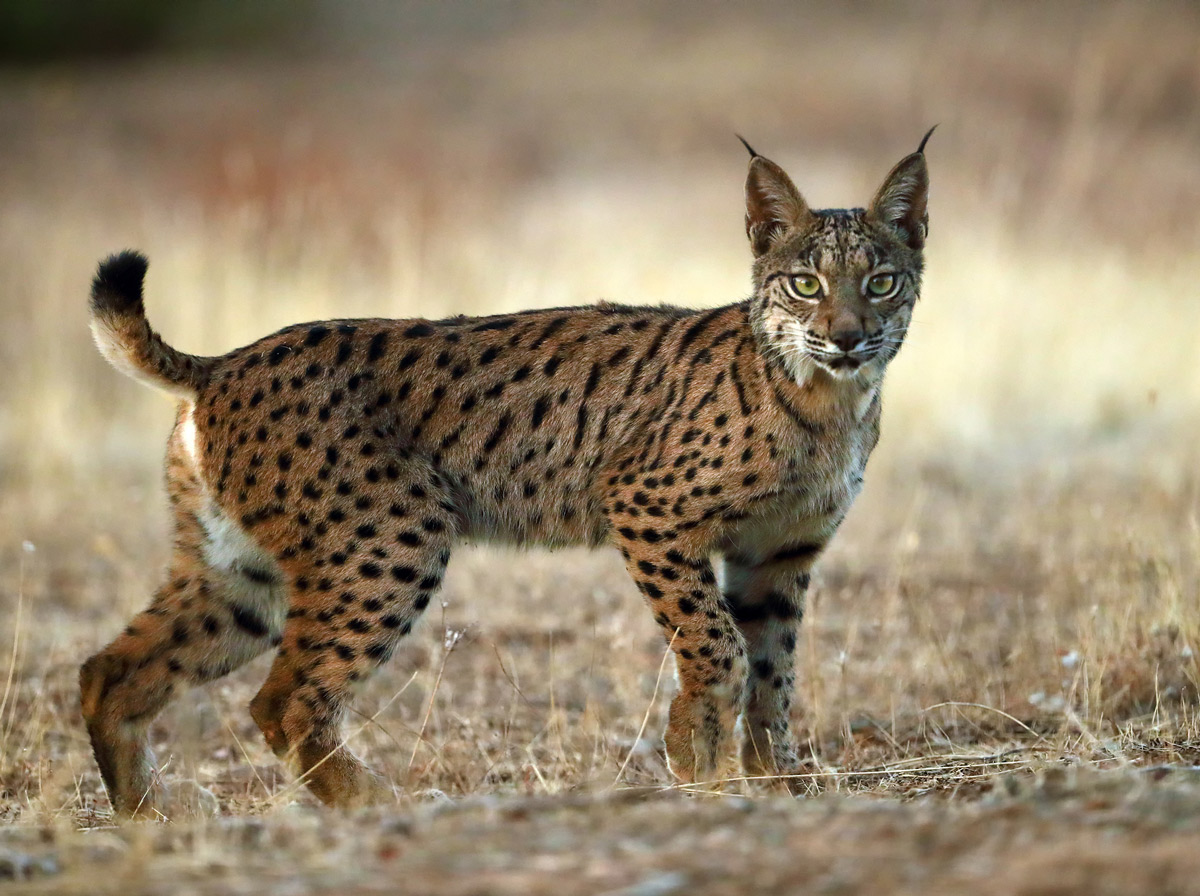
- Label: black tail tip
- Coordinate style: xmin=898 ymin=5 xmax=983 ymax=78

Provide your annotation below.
xmin=91 ymin=250 xmax=148 ymax=314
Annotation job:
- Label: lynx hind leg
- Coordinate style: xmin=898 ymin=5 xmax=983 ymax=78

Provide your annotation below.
xmin=80 ymin=414 xmax=286 ymax=817
xmin=614 ymin=531 xmax=748 ymax=787
xmin=246 ymin=459 xmax=457 ymax=808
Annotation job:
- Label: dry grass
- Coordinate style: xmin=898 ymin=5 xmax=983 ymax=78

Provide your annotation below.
xmin=2 ymin=2 xmax=1200 ymax=892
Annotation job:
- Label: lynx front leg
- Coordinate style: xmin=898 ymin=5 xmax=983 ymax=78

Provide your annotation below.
xmin=616 ymin=536 xmax=748 ymax=786
xmin=723 ymin=545 xmax=817 ymax=785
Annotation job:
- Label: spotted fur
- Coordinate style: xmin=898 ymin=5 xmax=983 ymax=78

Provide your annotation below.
xmin=81 ymin=134 xmax=931 ymax=814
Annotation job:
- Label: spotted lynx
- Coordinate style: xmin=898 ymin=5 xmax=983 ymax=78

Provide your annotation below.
xmin=81 ymin=131 xmax=932 ymax=814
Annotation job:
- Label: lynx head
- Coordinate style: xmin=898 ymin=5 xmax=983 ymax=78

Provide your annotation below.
xmin=744 ymin=130 xmax=932 ymax=386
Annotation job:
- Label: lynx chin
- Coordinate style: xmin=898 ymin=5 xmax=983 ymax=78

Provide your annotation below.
xmin=81 ymin=130 xmax=933 ymax=814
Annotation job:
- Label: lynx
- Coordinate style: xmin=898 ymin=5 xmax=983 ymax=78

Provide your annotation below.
xmin=81 ymin=131 xmax=932 ymax=815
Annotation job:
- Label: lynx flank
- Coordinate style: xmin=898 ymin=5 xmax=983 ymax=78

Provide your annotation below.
xmin=81 ymin=132 xmax=932 ymax=815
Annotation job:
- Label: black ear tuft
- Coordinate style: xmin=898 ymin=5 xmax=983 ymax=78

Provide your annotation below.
xmin=869 ymin=136 xmax=931 ymax=250
xmin=736 ymin=134 xmax=759 ymax=159
xmin=917 ymin=125 xmax=937 ymax=155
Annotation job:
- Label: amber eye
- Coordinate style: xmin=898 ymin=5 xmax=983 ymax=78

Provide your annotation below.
xmin=788 ymin=274 xmax=822 ymax=298
xmin=867 ymin=273 xmax=897 ymax=297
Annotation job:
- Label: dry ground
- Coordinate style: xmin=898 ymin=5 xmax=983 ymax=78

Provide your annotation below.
xmin=2 ymin=2 xmax=1199 ymax=892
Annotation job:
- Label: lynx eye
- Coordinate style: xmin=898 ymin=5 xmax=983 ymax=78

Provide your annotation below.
xmin=866 ymin=273 xmax=897 ymax=297
xmin=787 ymin=274 xmax=822 ymax=299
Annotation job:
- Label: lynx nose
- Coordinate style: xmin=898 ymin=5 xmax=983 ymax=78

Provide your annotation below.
xmin=830 ymin=329 xmax=865 ymax=353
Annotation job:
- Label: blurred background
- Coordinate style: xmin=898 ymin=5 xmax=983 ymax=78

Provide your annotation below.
xmin=1 ymin=0 xmax=1198 ymax=819
xmin=3 ymin=0 xmax=1197 ymax=476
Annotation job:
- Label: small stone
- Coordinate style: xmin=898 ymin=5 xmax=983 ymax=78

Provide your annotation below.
xmin=81 ymin=831 xmax=129 ymax=863
xmin=607 ymin=870 xmax=688 ymax=896
xmin=0 ymin=849 xmax=61 ymax=880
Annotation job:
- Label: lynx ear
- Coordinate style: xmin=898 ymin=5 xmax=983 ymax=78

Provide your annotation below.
xmin=869 ymin=135 xmax=931 ymax=250
xmin=744 ymin=149 xmax=812 ymax=257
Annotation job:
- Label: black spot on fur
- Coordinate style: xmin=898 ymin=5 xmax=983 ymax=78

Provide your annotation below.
xmin=231 ymin=605 xmax=270 ymax=638
xmin=404 ymin=322 xmax=436 ymax=338
xmin=472 ymin=317 xmax=516 ymax=332
xmin=391 ymin=565 xmax=417 ymax=583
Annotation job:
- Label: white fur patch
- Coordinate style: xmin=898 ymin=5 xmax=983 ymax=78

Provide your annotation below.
xmin=179 ymin=406 xmax=199 ymax=466
xmin=197 ymin=502 xmax=270 ymax=577
xmin=856 ymin=383 xmax=880 ymax=420
xmin=173 ymin=414 xmax=286 ymax=638
xmin=89 ymin=318 xmax=196 ymax=400
xmin=196 ymin=501 xmax=287 ymax=637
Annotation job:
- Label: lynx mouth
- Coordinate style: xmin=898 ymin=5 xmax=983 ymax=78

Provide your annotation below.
xmin=823 ymin=355 xmax=865 ymax=375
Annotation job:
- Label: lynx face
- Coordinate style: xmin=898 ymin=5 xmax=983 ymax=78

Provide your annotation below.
xmin=744 ymin=135 xmax=930 ymax=385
